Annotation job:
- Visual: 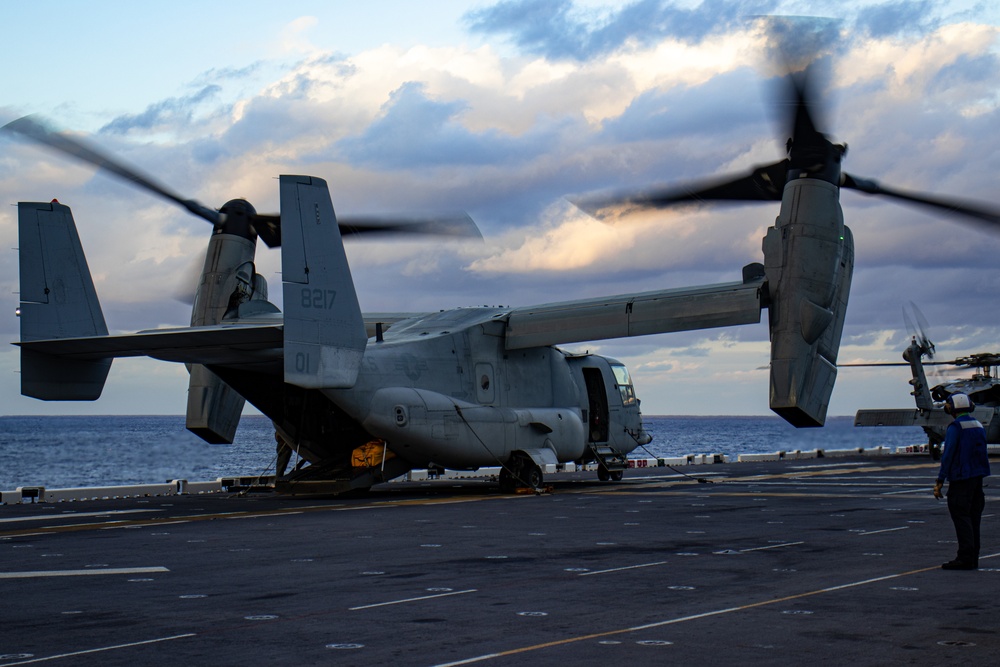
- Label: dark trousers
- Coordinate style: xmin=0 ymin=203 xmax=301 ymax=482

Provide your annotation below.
xmin=946 ymin=476 xmax=985 ymax=564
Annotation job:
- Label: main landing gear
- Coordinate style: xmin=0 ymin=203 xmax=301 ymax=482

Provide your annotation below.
xmin=499 ymin=454 xmax=543 ymax=492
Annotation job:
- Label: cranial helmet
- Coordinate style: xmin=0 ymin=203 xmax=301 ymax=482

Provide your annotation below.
xmin=945 ymin=393 xmax=975 ymax=414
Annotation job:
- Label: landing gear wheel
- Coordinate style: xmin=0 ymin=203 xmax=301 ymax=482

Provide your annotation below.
xmin=524 ymin=462 xmax=543 ymax=489
xmin=597 ymin=467 xmax=610 ymax=482
xmin=610 ymin=470 xmax=624 ymax=481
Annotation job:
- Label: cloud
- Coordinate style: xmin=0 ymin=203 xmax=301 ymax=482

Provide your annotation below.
xmin=278 ymin=16 xmax=323 ymax=56
xmin=191 ymin=62 xmax=267 ymax=87
xmin=470 ymin=202 xmax=639 ymax=273
xmin=854 ymin=0 xmax=937 ymax=38
xmin=600 ymin=66 xmax=766 ymax=143
xmin=465 ymin=0 xmax=772 ymax=61
xmin=336 ymin=81 xmax=554 ymax=168
xmin=99 ymin=85 xmax=223 ymax=135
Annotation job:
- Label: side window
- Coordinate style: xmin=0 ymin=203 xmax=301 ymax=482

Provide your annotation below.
xmin=611 ymin=364 xmax=636 ymax=406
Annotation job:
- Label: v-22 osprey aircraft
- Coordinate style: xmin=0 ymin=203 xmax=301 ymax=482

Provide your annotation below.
xmin=12 ymin=55 xmax=962 ymax=495
xmin=12 ymin=40 xmax=1000 ymax=495
xmin=13 ymin=171 xmax=780 ymax=495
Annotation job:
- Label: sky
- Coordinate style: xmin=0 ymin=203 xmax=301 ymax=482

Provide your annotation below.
xmin=2 ymin=0 xmax=1000 ymax=420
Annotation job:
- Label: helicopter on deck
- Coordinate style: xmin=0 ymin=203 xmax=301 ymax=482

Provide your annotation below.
xmin=852 ymin=328 xmax=1000 ymax=457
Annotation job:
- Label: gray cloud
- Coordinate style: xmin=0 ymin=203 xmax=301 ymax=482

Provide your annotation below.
xmin=465 ymin=0 xmax=773 ymax=60
xmin=335 ymin=82 xmax=564 ymax=169
xmin=191 ymin=62 xmax=266 ymax=86
xmin=601 ymin=67 xmax=767 ymax=144
xmin=929 ymin=51 xmax=1000 ymax=94
xmin=99 ymin=85 xmax=222 ymax=135
xmin=853 ymin=0 xmax=937 ymax=38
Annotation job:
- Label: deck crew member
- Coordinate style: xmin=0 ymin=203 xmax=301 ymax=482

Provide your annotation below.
xmin=933 ymin=393 xmax=990 ymax=570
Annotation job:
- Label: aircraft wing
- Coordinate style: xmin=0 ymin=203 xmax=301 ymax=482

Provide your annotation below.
xmin=21 ymin=271 xmax=763 ymax=364
xmin=504 ymin=276 xmax=764 ymax=350
xmin=363 ymin=313 xmax=425 ymax=337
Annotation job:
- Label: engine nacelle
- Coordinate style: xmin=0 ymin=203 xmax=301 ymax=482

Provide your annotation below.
xmin=185 ymin=232 xmax=255 ymax=443
xmin=763 ymin=178 xmax=854 ymax=427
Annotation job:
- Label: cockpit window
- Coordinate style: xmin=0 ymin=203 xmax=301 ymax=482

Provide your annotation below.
xmin=611 ymin=364 xmax=636 ymax=406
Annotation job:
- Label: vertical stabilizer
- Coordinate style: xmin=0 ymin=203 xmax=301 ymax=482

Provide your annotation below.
xmin=280 ymin=175 xmax=367 ymax=389
xmin=17 ymin=201 xmax=111 ymax=399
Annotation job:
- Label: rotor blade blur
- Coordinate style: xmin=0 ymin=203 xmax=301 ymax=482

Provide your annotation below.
xmin=777 ymin=64 xmax=844 ymax=185
xmin=789 ymin=73 xmax=821 ymax=142
xmin=837 ymin=362 xmax=911 ymax=367
xmin=248 ymin=213 xmax=282 ymax=248
xmin=336 ymin=213 xmax=482 ymax=239
xmin=839 ymin=360 xmax=966 ymax=367
xmin=841 ymin=173 xmax=1000 ymax=228
xmin=572 ymin=159 xmax=789 ymax=220
xmin=172 ymin=255 xmax=205 ymax=305
xmin=247 ymin=212 xmax=482 ymax=247
xmin=2 ymin=115 xmax=221 ymax=225
xmin=910 ymin=302 xmax=933 ymax=348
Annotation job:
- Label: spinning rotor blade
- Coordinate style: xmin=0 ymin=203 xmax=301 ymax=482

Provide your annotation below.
xmin=952 ymin=353 xmax=1000 ymax=369
xmin=246 ymin=214 xmax=282 ymax=247
xmin=2 ymin=115 xmax=222 ymax=226
xmin=838 ymin=360 xmax=959 ymax=367
xmin=840 ymin=355 xmax=1000 ymax=369
xmin=337 ymin=213 xmax=482 ymax=239
xmin=903 ymin=302 xmax=935 ymax=360
xmin=572 ymin=21 xmax=1000 ymax=235
xmin=192 ymin=211 xmax=481 ymax=247
xmin=573 ymin=55 xmax=843 ymax=217
xmin=572 ymin=159 xmax=790 ymax=219
xmin=3 ymin=115 xmax=481 ymax=247
xmin=840 ymin=173 xmax=1000 ymax=229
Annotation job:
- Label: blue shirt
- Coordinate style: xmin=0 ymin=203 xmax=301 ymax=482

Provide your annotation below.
xmin=937 ymin=413 xmax=990 ymax=483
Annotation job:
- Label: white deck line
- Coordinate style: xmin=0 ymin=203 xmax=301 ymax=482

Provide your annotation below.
xmin=0 ymin=566 xmax=169 ymax=579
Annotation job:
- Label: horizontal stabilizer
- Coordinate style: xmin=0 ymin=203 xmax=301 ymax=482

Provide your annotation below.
xmin=854 ymin=409 xmax=934 ymax=428
xmin=855 ymin=407 xmax=994 ymax=429
xmin=17 ymin=323 xmax=283 ymax=366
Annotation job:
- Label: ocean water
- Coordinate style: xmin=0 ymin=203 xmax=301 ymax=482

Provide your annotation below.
xmin=0 ymin=414 xmax=926 ymax=490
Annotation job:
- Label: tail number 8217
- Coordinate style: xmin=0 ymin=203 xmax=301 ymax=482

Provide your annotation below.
xmin=301 ymin=288 xmax=337 ymax=309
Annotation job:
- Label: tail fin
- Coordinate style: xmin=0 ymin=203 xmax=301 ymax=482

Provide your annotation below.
xmin=279 ymin=175 xmax=367 ymax=389
xmin=17 ymin=201 xmax=112 ymax=399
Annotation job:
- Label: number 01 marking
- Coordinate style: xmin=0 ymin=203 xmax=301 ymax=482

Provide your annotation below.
xmin=301 ymin=288 xmax=337 ymax=309
xmin=294 ymin=352 xmax=310 ymax=373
